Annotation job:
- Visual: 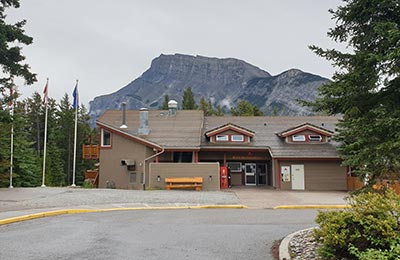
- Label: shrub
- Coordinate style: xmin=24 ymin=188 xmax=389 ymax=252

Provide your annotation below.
xmin=82 ymin=180 xmax=94 ymax=189
xmin=314 ymin=189 xmax=400 ymax=260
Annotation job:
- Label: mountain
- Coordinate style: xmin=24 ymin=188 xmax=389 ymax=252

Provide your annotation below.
xmin=89 ymin=54 xmax=329 ymax=123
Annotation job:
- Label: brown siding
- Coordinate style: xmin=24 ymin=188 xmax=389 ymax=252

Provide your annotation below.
xmin=149 ymin=162 xmax=220 ymax=191
xmin=230 ymin=172 xmax=243 ymax=186
xmin=99 ymin=133 xmax=153 ymax=189
xmin=305 ymin=161 xmax=347 ymax=190
xmin=276 ymin=159 xmax=347 ymax=191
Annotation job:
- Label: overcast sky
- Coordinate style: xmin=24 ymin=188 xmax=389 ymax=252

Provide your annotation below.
xmin=8 ymin=0 xmax=343 ymax=108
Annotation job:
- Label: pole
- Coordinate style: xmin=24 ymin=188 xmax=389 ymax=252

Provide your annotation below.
xmin=9 ymin=100 xmax=14 ymax=189
xmin=41 ymin=78 xmax=49 ymax=187
xmin=71 ymin=80 xmax=78 ymax=187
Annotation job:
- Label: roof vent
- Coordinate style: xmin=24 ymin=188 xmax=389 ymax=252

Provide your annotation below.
xmin=120 ymin=102 xmax=127 ymax=129
xmin=168 ymin=100 xmax=178 ymax=116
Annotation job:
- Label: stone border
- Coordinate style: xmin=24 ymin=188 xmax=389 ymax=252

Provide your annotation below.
xmin=0 ymin=204 xmax=247 ymax=226
xmin=279 ymin=227 xmax=316 ymax=260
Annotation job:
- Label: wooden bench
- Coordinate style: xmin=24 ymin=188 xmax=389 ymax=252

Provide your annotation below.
xmin=165 ymin=177 xmax=203 ymax=191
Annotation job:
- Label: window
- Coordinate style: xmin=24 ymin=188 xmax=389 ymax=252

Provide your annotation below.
xmin=130 ymin=173 xmax=136 ymax=183
xmin=292 ymin=135 xmax=306 ymax=142
xmin=309 ymin=135 xmax=322 ymax=142
xmin=216 ymin=135 xmax=228 ymax=141
xmin=231 ymin=135 xmax=244 ymax=142
xmin=173 ymin=152 xmax=193 ymax=163
xmin=227 ymin=162 xmax=242 ymax=172
xmin=101 ymin=129 xmax=111 ymax=147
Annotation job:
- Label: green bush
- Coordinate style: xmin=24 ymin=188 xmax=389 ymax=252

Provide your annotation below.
xmin=314 ymin=189 xmax=400 ymax=260
xmin=82 ymin=180 xmax=94 ymax=189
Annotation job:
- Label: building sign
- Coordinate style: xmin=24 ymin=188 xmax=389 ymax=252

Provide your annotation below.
xmin=281 ymin=166 xmax=291 ymax=182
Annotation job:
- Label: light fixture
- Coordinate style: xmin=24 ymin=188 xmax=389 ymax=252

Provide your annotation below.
xmin=157 ymin=176 xmax=161 ymax=182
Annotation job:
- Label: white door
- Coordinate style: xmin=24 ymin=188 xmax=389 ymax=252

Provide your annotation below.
xmin=245 ymin=163 xmax=256 ymax=185
xmin=291 ymin=164 xmax=305 ymax=190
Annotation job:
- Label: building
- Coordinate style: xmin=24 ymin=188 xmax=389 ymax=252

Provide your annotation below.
xmin=95 ymin=104 xmax=347 ymax=191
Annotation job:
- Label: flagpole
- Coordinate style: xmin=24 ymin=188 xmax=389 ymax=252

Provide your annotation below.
xmin=9 ymin=86 xmax=14 ymax=189
xmin=71 ymin=80 xmax=78 ymax=187
xmin=41 ymin=78 xmax=49 ymax=187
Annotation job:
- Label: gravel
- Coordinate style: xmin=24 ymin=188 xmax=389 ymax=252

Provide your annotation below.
xmin=289 ymin=228 xmax=321 ymax=260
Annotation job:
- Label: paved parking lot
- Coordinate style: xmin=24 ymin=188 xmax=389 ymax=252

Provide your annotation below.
xmin=0 ymin=187 xmax=348 ymax=220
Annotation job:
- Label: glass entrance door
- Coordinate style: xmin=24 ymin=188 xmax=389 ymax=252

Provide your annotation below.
xmin=245 ymin=163 xmax=256 ymax=185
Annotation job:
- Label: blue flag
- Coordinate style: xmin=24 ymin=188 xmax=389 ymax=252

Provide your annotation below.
xmin=72 ymin=83 xmax=79 ymax=109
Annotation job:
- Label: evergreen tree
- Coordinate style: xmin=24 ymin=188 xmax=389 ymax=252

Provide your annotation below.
xmin=8 ymin=100 xmax=41 ymax=187
xmin=161 ymin=95 xmax=170 ymax=110
xmin=75 ymin=104 xmax=96 ymax=185
xmin=307 ymin=0 xmax=400 ymax=182
xmin=25 ymin=92 xmax=44 ymax=156
xmin=56 ymin=94 xmax=74 ymax=185
xmin=0 ymin=0 xmax=36 ymax=92
xmin=231 ymin=100 xmax=264 ymax=116
xmin=44 ymin=98 xmax=65 ymax=186
xmin=199 ymin=97 xmax=225 ymax=116
xmin=182 ymin=87 xmax=197 ymax=110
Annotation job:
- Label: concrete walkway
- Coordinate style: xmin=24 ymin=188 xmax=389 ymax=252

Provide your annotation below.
xmin=230 ymin=187 xmax=348 ymax=209
xmin=0 ymin=187 xmax=348 ymax=224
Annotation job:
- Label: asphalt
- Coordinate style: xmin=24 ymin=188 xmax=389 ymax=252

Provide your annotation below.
xmin=0 ymin=187 xmax=349 ymax=259
xmin=0 ymin=186 xmax=348 ymax=224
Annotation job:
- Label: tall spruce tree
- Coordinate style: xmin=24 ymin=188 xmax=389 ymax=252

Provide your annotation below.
xmin=182 ymin=87 xmax=197 ymax=110
xmin=308 ymin=0 xmax=400 ymax=182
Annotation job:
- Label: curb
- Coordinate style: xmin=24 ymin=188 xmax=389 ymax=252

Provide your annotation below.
xmin=0 ymin=204 xmax=247 ymax=226
xmin=274 ymin=205 xmax=350 ymax=209
xmin=279 ymin=227 xmax=316 ymax=260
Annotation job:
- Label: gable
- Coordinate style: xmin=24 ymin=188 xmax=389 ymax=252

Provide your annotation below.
xmin=205 ymin=123 xmax=255 ymax=138
xmin=276 ymin=123 xmax=334 ymax=138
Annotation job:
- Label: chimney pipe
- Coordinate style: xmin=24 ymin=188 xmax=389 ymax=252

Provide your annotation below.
xmin=138 ymin=108 xmax=150 ymax=135
xmin=120 ymin=102 xmax=127 ymax=129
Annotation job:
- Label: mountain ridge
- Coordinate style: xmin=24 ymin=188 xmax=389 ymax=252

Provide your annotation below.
xmin=89 ymin=53 xmax=329 ymax=124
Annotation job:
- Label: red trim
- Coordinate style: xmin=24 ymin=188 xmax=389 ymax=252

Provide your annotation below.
xmin=223 ymin=152 xmax=227 ymax=167
xmin=206 ymin=124 xmax=255 ymax=138
xmin=275 ymin=157 xmax=341 ymax=161
xmin=277 ymin=160 xmax=281 ymax=189
xmin=97 ymin=124 xmax=161 ymax=150
xmin=280 ymin=125 xmax=333 ymax=137
xmin=200 ymin=148 xmax=270 ymax=152
xmin=164 ymin=148 xmax=200 ymax=152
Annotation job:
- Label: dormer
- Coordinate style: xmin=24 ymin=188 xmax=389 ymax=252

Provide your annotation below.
xmin=205 ymin=123 xmax=255 ymax=144
xmin=276 ymin=123 xmax=333 ymax=143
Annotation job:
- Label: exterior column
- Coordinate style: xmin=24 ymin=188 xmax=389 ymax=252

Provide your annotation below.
xmin=276 ymin=159 xmax=281 ymax=189
xmin=223 ymin=152 xmax=227 ymax=167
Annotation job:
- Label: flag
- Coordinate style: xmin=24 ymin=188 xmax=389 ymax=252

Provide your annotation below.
xmin=42 ymin=80 xmax=48 ymax=105
xmin=72 ymin=81 xmax=79 ymax=109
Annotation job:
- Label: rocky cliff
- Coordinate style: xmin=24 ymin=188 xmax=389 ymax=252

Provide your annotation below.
xmin=89 ymin=54 xmax=329 ymax=123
